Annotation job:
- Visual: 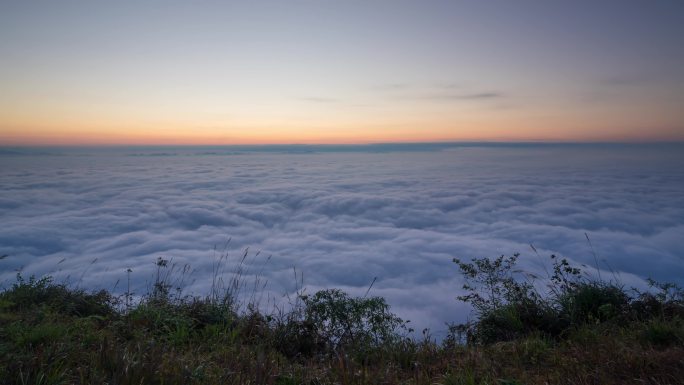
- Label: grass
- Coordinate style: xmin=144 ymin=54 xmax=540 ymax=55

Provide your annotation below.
xmin=0 ymin=250 xmax=683 ymax=384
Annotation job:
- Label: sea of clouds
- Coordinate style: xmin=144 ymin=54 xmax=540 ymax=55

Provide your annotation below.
xmin=1 ymin=143 xmax=683 ymax=337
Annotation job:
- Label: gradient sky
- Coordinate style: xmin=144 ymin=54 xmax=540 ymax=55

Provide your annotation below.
xmin=1 ymin=0 xmax=683 ymax=145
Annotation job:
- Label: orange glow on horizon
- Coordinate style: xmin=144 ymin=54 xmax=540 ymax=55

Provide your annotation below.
xmin=2 ymin=121 xmax=683 ymax=146
xmin=2 ymin=98 xmax=682 ymax=146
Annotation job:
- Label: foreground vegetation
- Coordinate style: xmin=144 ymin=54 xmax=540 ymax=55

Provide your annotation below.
xmin=0 ymin=252 xmax=683 ymax=385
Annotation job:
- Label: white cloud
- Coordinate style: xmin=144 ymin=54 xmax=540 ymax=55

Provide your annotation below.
xmin=1 ymin=144 xmax=683 ymax=338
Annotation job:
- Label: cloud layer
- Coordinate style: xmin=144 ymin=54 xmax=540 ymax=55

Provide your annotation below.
xmin=1 ymin=144 xmax=683 ymax=337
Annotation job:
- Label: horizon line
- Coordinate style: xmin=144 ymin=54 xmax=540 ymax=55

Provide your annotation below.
xmin=3 ymin=139 xmax=684 ymax=149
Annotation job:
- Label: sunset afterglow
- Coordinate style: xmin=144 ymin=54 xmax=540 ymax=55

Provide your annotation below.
xmin=2 ymin=1 xmax=683 ymax=145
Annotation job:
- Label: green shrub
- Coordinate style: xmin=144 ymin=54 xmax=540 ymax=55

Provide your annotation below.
xmin=558 ymin=282 xmax=630 ymax=324
xmin=453 ymin=254 xmax=540 ymax=318
xmin=300 ymin=289 xmax=405 ymax=352
xmin=453 ymin=254 xmax=562 ymax=343
xmin=470 ymin=301 xmax=565 ymax=344
xmin=632 ymin=279 xmax=684 ymax=321
xmin=272 ymin=317 xmax=321 ymax=358
xmin=0 ymin=274 xmax=113 ymax=317
xmin=451 ymin=253 xmax=683 ymax=344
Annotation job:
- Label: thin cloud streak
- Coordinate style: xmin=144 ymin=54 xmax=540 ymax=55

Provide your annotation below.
xmin=416 ymin=92 xmax=504 ymax=101
xmin=298 ymin=97 xmax=342 ymax=103
xmin=372 ymin=82 xmax=506 ymax=103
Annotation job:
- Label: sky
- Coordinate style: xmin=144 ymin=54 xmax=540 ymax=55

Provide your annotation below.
xmin=1 ymin=0 xmax=683 ymax=145
xmin=1 ymin=144 xmax=684 ymax=336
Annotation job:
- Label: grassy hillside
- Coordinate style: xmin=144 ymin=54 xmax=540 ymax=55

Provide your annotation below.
xmin=0 ymin=253 xmax=682 ymax=385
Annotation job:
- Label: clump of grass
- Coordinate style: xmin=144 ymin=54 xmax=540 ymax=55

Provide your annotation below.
xmin=640 ymin=318 xmax=684 ymax=347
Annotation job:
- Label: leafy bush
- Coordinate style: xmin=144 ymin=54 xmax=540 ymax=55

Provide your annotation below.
xmin=453 ymin=254 xmax=540 ymax=317
xmin=272 ymin=316 xmax=321 ymax=358
xmin=558 ymin=281 xmax=629 ymax=324
xmin=300 ymin=289 xmax=405 ymax=352
xmin=632 ymin=279 xmax=684 ymax=320
xmin=0 ymin=274 xmax=113 ymax=317
xmin=453 ymin=253 xmax=684 ymax=344
xmin=453 ymin=254 xmax=560 ymax=343
xmin=470 ymin=301 xmax=566 ymax=344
